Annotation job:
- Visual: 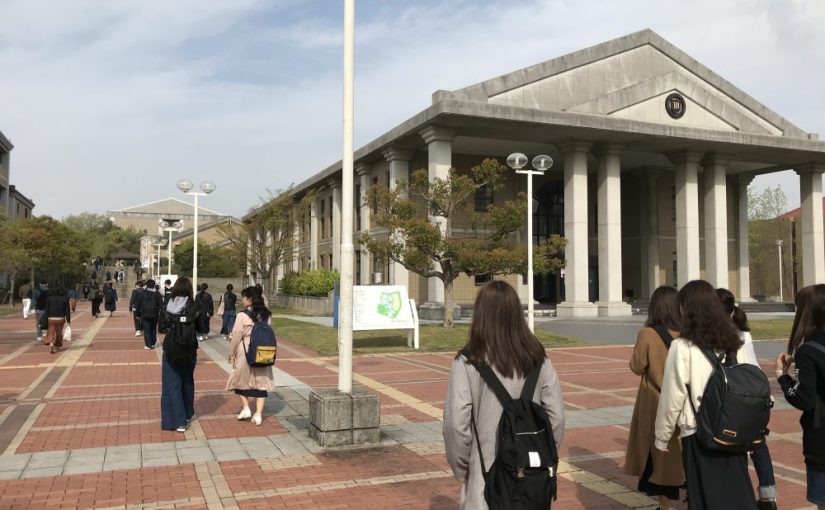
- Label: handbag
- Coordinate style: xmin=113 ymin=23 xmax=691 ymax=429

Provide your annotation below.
xmin=63 ymin=324 xmax=72 ymax=342
xmin=217 ymin=298 xmax=225 ymax=317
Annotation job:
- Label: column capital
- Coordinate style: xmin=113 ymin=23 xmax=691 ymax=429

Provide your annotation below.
xmin=328 ymin=177 xmax=341 ymax=190
xmin=355 ymin=163 xmax=370 ymax=178
xmin=557 ymin=140 xmax=593 ymax=155
xmin=419 ymin=125 xmax=456 ymax=144
xmin=701 ymin=152 xmax=733 ymax=168
xmin=666 ymin=149 xmax=704 ymax=166
xmin=737 ymin=173 xmax=755 ymax=186
xmin=592 ymin=142 xmax=625 ymax=158
xmin=794 ymin=163 xmax=825 ymax=176
xmin=381 ymin=146 xmax=415 ymax=162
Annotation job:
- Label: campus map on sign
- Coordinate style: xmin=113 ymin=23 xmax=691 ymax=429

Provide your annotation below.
xmin=352 ymin=285 xmax=415 ymax=331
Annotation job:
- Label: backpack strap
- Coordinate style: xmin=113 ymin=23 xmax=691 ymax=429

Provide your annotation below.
xmin=520 ymin=363 xmax=542 ymax=403
xmin=652 ymin=324 xmax=674 ymax=349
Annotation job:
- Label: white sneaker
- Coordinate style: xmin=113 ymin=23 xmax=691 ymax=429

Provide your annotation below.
xmin=144 ymin=346 xmax=151 ymax=350
xmin=237 ymin=408 xmax=252 ymax=420
xmin=135 ymin=331 xmax=142 ymax=337
xmin=252 ymin=414 xmax=262 ymax=426
xmin=176 ymin=426 xmax=186 ymax=433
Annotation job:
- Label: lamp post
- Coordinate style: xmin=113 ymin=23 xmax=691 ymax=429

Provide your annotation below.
xmin=159 ymin=219 xmax=182 ymax=277
xmin=506 ymin=152 xmax=554 ymax=333
xmin=776 ymin=238 xmax=784 ymax=302
xmin=177 ymin=180 xmax=216 ymax=291
xmin=155 ymin=237 xmax=168 ymax=278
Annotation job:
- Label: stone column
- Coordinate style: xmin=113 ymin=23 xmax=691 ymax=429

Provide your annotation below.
xmin=797 ymin=164 xmax=825 ymax=286
xmin=557 ymin=141 xmax=597 ymax=317
xmin=594 ymin=144 xmax=630 ymax=316
xmin=292 ymin=211 xmax=300 ymax=272
xmin=669 ymin=150 xmax=703 ymax=287
xmin=420 ymin=125 xmax=456 ymax=304
xmin=331 ymin=180 xmax=342 ymax=270
xmin=702 ymin=153 xmax=730 ymax=288
xmin=736 ymin=175 xmax=754 ymax=301
xmin=357 ymin=164 xmax=371 ymax=285
xmin=382 ymin=147 xmax=414 ymax=290
xmin=310 ymin=197 xmax=319 ymax=270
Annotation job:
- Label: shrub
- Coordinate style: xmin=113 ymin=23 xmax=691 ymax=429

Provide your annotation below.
xmin=280 ymin=270 xmax=339 ymax=297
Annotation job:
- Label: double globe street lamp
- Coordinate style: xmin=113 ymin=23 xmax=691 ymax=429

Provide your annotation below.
xmin=176 ymin=180 xmax=216 ymax=291
xmin=506 ymin=152 xmax=554 ymax=333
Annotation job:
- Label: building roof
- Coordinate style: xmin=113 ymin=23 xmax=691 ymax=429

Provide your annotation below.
xmin=8 ymin=185 xmax=35 ymax=208
xmin=172 ymin=216 xmax=242 ymax=240
xmin=109 ymin=197 xmax=224 ymax=217
xmin=778 ymin=197 xmax=825 ymax=219
xmin=0 ymin=130 xmax=12 ymax=152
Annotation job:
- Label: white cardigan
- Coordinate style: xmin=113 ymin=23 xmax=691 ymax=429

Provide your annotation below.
xmin=653 ymin=338 xmax=748 ymax=450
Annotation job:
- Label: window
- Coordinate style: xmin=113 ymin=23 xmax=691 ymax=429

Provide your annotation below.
xmin=671 ymin=186 xmax=676 ymax=222
xmin=475 ymin=273 xmax=492 ymax=285
xmin=372 ymin=177 xmax=379 ymax=214
xmin=320 ymin=200 xmax=326 ymax=238
xmin=356 ymin=184 xmax=362 ymax=230
xmin=474 ymin=184 xmax=494 ymax=212
xmin=356 ymin=250 xmax=361 ymax=284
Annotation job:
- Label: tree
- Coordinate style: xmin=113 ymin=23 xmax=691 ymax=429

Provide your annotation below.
xmin=0 ymin=220 xmax=33 ymax=306
xmin=219 ymin=188 xmax=303 ymax=296
xmin=748 ymin=185 xmax=791 ymax=297
xmin=360 ymin=158 xmax=566 ymax=327
xmin=62 ymin=213 xmax=141 ymax=260
xmin=172 ymin=238 xmax=243 ymax=278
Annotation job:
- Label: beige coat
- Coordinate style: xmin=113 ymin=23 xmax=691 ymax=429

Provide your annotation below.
xmin=225 ymin=311 xmax=274 ymax=392
xmin=624 ymin=327 xmax=685 ymax=487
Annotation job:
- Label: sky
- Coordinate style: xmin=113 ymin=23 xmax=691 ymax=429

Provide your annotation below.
xmin=2 ymin=0 xmax=825 ymax=219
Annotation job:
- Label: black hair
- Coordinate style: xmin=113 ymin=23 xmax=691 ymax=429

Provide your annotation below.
xmin=678 ymin=280 xmax=742 ymax=354
xmin=241 ymin=286 xmax=270 ymax=320
xmin=226 ymin=283 xmax=234 ymax=292
xmin=165 ymin=279 xmax=171 ymax=285
xmin=171 ymin=277 xmax=194 ymax=300
xmin=200 ymin=283 xmax=208 ymax=290
xmin=716 ymin=288 xmax=750 ymax=332
xmin=645 ymin=286 xmax=681 ymax=332
xmin=145 ymin=279 xmax=156 ymax=288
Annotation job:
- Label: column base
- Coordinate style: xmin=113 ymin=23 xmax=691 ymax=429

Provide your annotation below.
xmin=595 ymin=301 xmax=632 ymax=317
xmin=738 ymin=296 xmax=756 ymax=303
xmin=555 ymin=301 xmax=598 ymax=318
xmin=308 ymin=388 xmax=380 ymax=447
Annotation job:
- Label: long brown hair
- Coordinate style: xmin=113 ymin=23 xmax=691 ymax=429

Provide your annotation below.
xmin=459 ymin=280 xmax=546 ymax=378
xmin=716 ymin=288 xmax=750 ymax=332
xmin=645 ymin=286 xmax=680 ymax=331
xmin=788 ymin=284 xmax=825 ymax=354
xmin=677 ymin=280 xmax=742 ymax=353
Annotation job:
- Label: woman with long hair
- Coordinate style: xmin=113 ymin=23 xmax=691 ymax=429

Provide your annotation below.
xmin=777 ymin=284 xmax=825 ymax=510
xmin=654 ymin=280 xmax=755 ymax=509
xmin=624 ymin=286 xmax=684 ymax=509
xmin=443 ymin=281 xmax=564 ymax=509
xmin=225 ymin=286 xmax=275 ymax=426
xmin=718 ymin=287 xmax=778 ymax=509
xmin=160 ymin=277 xmax=199 ymax=432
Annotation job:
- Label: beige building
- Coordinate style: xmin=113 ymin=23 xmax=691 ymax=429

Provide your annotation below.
xmin=266 ymin=29 xmax=825 ymax=316
xmin=0 ymin=130 xmax=35 ymax=222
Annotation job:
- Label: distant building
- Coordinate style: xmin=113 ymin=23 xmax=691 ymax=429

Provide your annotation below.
xmin=8 ymin=185 xmax=34 ymax=220
xmin=0 ymin=130 xmax=34 ymax=221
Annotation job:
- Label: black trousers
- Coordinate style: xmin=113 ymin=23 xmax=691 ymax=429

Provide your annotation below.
xmin=682 ymin=435 xmax=756 ymax=510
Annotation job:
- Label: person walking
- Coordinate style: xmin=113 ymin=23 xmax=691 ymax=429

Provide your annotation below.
xmin=103 ymin=282 xmax=118 ymax=317
xmin=19 ymin=283 xmax=32 ymax=319
xmin=443 ymin=281 xmax=565 ymax=509
xmin=105 ymin=270 xmax=112 ymax=282
xmin=90 ymin=284 xmax=103 ymax=318
xmin=136 ymin=279 xmax=163 ymax=349
xmin=226 ymin=287 xmax=275 ymax=426
xmin=82 ymin=283 xmax=90 ymax=301
xmin=32 ymin=282 xmax=49 ymax=341
xmin=129 ymin=281 xmax=145 ymax=337
xmin=160 ymin=277 xmax=200 ymax=432
xmin=44 ymin=286 xmax=71 ymax=354
xmin=219 ymin=284 xmax=238 ymax=340
xmin=777 ymin=284 xmax=825 ymax=510
xmin=624 ymin=286 xmax=684 ymax=510
xmin=717 ymin=287 xmax=779 ymax=509
xmin=195 ymin=284 xmax=214 ymax=341
xmin=654 ymin=280 xmax=755 ymax=510
xmin=67 ymin=287 xmax=78 ymax=313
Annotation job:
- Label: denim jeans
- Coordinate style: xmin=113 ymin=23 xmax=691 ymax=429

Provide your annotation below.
xmin=160 ymin=354 xmax=195 ymax=430
xmin=142 ymin=317 xmax=158 ymax=348
xmin=750 ymin=441 xmax=777 ymax=499
xmin=35 ymin=310 xmax=45 ymax=338
xmin=221 ymin=311 xmax=236 ymax=335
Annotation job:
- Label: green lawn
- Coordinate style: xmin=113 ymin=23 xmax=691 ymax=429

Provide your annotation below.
xmin=749 ymin=319 xmax=793 ymax=341
xmin=272 ymin=317 xmax=580 ymax=356
xmin=0 ymin=306 xmax=20 ymax=317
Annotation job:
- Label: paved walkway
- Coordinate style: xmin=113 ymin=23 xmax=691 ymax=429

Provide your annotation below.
xmin=0 ymin=303 xmax=815 ymax=509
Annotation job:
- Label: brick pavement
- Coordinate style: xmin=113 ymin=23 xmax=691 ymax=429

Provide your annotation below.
xmin=0 ymin=302 xmax=816 ymax=509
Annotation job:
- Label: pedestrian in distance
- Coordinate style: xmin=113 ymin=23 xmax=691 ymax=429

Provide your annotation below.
xmin=717 ymin=287 xmax=779 ymax=509
xmin=162 ymin=279 xmax=172 ymax=305
xmin=44 ymin=285 xmax=71 ymax=354
xmin=219 ymin=284 xmax=238 ymax=340
xmin=226 ymin=286 xmax=275 ymax=426
xmin=103 ymin=282 xmax=117 ymax=317
xmin=654 ymin=280 xmax=756 ymax=510
xmin=777 ymin=284 xmax=825 ymax=510
xmin=129 ymin=281 xmax=145 ymax=337
xmin=19 ymin=283 xmax=32 ymax=320
xmin=82 ymin=283 xmax=90 ymax=301
xmin=443 ymin=281 xmax=565 ymax=510
xmin=195 ymin=283 xmax=213 ymax=341
xmin=105 ymin=270 xmax=112 ymax=282
xmin=135 ymin=278 xmax=163 ymax=349
xmin=32 ymin=282 xmax=49 ymax=341
xmin=160 ymin=277 xmax=199 ymax=432
xmin=91 ymin=284 xmax=103 ymax=318
xmin=67 ymin=287 xmax=78 ymax=313
xmin=624 ymin=286 xmax=684 ymax=510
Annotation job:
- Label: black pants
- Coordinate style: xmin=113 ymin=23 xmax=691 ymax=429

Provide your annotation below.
xmin=133 ymin=312 xmax=143 ymax=332
xmin=637 ymin=453 xmax=680 ymax=501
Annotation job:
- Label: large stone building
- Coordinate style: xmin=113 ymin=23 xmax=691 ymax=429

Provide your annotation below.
xmin=0 ymin=130 xmax=35 ymax=221
xmin=270 ymin=29 xmax=825 ymax=316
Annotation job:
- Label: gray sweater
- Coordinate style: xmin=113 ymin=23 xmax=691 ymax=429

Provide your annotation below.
xmin=443 ymin=355 xmax=565 ymax=509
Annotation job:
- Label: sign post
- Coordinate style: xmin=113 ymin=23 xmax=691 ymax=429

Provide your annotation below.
xmin=352 ymin=285 xmax=419 ymax=350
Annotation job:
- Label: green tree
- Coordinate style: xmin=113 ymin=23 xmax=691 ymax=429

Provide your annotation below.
xmin=360 ymin=158 xmax=566 ymax=327
xmin=748 ymin=185 xmax=791 ymax=298
xmin=0 ymin=220 xmax=33 ymax=305
xmin=5 ymin=217 xmax=88 ymax=290
xmin=62 ymin=213 xmax=141 ymax=260
xmin=172 ymin=238 xmax=243 ymax=278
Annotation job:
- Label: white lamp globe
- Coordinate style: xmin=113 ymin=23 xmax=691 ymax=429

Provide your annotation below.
xmin=177 ymin=179 xmax=194 ymax=193
xmin=506 ymin=152 xmax=528 ymax=170
xmin=200 ymin=181 xmax=216 ymax=194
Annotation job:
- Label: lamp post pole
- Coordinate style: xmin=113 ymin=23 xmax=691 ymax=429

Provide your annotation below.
xmin=507 ymin=153 xmax=553 ymax=333
xmin=177 ymin=180 xmax=216 ymax=291
xmin=776 ymin=239 xmax=784 ymax=302
xmin=168 ymin=230 xmax=173 ymax=276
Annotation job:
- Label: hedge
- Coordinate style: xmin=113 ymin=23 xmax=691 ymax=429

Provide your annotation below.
xmin=280 ymin=270 xmax=339 ymax=297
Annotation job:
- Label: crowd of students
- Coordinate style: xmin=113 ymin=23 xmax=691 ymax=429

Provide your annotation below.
xmin=443 ymin=279 xmax=825 ymax=510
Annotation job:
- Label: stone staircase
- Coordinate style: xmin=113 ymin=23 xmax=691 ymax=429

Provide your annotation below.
xmin=89 ymin=265 xmax=140 ymax=302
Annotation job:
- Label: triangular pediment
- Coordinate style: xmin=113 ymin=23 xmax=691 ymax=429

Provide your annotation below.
xmin=446 ymin=29 xmax=807 ymax=138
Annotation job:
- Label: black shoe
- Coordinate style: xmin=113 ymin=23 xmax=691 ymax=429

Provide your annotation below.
xmin=756 ymin=500 xmax=777 ymax=510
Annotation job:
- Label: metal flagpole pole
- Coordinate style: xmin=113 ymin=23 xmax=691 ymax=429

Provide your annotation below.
xmin=193 ymin=193 xmax=199 ymax=290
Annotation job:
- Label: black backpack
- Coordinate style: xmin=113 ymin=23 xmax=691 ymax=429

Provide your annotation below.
xmin=140 ymin=291 xmax=161 ymax=318
xmin=464 ymin=353 xmax=559 ymax=509
xmin=163 ymin=303 xmax=199 ymax=366
xmin=688 ymin=348 xmax=773 ymax=453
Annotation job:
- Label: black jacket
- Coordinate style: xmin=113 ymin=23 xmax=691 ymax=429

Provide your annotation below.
xmin=197 ymin=290 xmax=214 ymax=316
xmin=779 ymin=331 xmax=825 ymax=470
xmin=44 ymin=295 xmax=71 ymax=324
xmin=136 ymin=289 xmax=163 ymax=319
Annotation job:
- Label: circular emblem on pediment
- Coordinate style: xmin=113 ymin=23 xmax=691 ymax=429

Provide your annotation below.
xmin=665 ymin=93 xmax=686 ymax=119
